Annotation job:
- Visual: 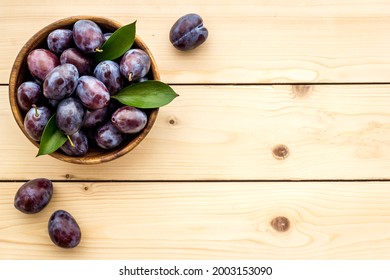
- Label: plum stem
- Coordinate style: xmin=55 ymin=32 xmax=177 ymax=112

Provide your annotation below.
xmin=128 ymin=72 xmax=133 ymax=82
xmin=95 ymin=48 xmax=103 ymax=53
xmin=32 ymin=104 xmax=39 ymax=117
xmin=67 ymin=135 xmax=75 ymax=147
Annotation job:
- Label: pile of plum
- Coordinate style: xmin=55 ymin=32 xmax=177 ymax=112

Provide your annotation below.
xmin=12 ymin=14 xmax=209 ymax=249
xmin=18 ymin=19 xmax=152 ymax=156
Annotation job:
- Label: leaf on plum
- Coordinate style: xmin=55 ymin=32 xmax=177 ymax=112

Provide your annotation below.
xmin=37 ymin=114 xmax=68 ymax=157
xmin=95 ymin=21 xmax=136 ymax=61
xmin=112 ymin=80 xmax=179 ymax=108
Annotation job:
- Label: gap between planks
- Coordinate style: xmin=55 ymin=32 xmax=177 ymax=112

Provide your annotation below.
xmin=4 ymin=83 xmax=390 ymax=87
xmin=2 ymin=179 xmax=390 ymax=183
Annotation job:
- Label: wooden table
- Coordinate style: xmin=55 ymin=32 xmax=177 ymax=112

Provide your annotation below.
xmin=1 ymin=0 xmax=390 ymax=259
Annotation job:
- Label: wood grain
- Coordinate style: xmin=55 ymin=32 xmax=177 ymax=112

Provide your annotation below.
xmin=1 ymin=181 xmax=390 ymax=259
xmin=2 ymin=0 xmax=390 ymax=84
xmin=2 ymin=0 xmax=390 ymax=261
xmin=2 ymin=85 xmax=390 ymax=181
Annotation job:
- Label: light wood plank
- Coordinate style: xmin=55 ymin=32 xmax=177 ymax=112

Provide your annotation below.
xmin=2 ymin=85 xmax=390 ymax=180
xmin=2 ymin=0 xmax=390 ymax=84
xmin=1 ymin=181 xmax=390 ymax=259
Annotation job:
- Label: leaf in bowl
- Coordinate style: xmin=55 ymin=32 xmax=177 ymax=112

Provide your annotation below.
xmin=95 ymin=21 xmax=136 ymax=61
xmin=112 ymin=80 xmax=179 ymax=108
xmin=37 ymin=114 xmax=67 ymax=157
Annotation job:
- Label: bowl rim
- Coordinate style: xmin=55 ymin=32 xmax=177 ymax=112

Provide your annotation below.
xmin=9 ymin=15 xmax=160 ymax=164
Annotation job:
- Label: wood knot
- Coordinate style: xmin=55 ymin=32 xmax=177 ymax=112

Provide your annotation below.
xmin=271 ymin=216 xmax=290 ymax=232
xmin=168 ymin=116 xmax=177 ymax=126
xmin=82 ymin=184 xmax=91 ymax=192
xmin=272 ymin=144 xmax=289 ymax=160
xmin=292 ymin=84 xmax=312 ymax=98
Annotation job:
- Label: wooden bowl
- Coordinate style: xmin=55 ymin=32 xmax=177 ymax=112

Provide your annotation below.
xmin=9 ymin=16 xmax=159 ymax=164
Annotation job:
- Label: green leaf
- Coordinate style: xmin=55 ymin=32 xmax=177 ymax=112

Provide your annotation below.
xmin=36 ymin=114 xmax=67 ymax=157
xmin=95 ymin=21 xmax=136 ymax=61
xmin=112 ymin=80 xmax=179 ymax=108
